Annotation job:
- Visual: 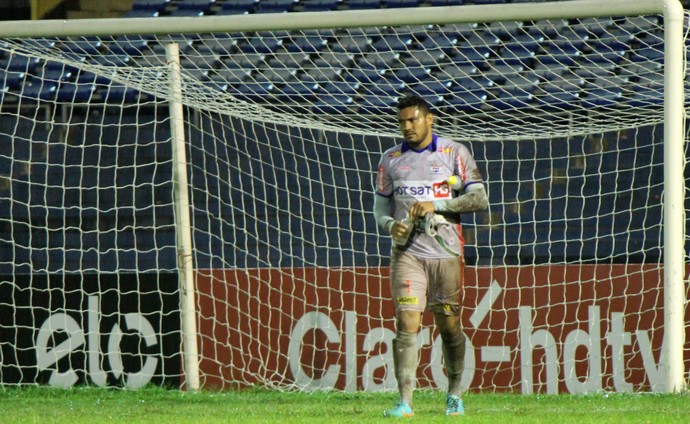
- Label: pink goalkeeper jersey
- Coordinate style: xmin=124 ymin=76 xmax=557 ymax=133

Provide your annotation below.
xmin=375 ymin=134 xmax=483 ymax=259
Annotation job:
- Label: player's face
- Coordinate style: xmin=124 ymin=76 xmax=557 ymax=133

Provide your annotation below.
xmin=398 ymin=106 xmax=433 ymax=148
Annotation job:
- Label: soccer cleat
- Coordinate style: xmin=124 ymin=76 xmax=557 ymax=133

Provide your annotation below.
xmin=446 ymin=395 xmax=464 ymax=416
xmin=383 ymin=401 xmax=414 ymax=418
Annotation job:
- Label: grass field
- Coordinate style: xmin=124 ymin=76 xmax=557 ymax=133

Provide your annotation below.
xmin=1 ymin=386 xmax=689 ymax=423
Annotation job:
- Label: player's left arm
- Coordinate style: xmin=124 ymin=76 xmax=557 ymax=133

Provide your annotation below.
xmin=432 ymin=144 xmax=489 ymax=214
xmin=407 ymin=183 xmax=487 ymax=218
xmin=432 ymin=182 xmax=488 ymax=213
xmin=409 ymin=143 xmax=488 ymax=217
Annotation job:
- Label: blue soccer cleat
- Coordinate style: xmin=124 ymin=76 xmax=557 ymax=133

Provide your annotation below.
xmin=446 ymin=395 xmax=465 ymax=416
xmin=383 ymin=401 xmax=414 ymax=418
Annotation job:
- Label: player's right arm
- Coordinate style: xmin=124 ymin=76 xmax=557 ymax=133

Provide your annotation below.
xmin=374 ymin=194 xmax=413 ymax=242
xmin=374 ymin=151 xmax=413 ymax=240
xmin=373 ymin=193 xmax=396 ymax=234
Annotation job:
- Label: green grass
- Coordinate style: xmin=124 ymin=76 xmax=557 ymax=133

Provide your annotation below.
xmin=1 ymin=386 xmax=689 ymax=423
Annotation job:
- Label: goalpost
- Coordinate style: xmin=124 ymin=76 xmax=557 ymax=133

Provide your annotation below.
xmin=0 ymin=0 xmax=685 ymax=393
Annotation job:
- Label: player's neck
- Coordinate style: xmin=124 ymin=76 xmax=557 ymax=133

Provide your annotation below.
xmin=407 ymin=135 xmax=433 ymax=151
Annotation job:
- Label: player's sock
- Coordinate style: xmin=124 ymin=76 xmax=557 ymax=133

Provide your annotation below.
xmin=442 ymin=329 xmax=466 ymax=396
xmin=392 ymin=331 xmax=418 ymax=404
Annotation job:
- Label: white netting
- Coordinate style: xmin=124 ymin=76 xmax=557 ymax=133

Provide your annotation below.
xmin=0 ymin=8 xmax=686 ymax=392
xmin=0 ymin=14 xmax=672 ymax=140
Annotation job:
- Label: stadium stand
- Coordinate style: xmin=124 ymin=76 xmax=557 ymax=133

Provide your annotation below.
xmin=0 ymin=0 xmax=672 ymax=273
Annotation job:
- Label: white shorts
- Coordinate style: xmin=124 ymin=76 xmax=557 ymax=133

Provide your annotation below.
xmin=390 ymin=248 xmax=464 ymax=315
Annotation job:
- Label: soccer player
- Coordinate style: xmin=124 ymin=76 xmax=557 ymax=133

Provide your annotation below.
xmin=373 ymin=95 xmax=488 ymax=418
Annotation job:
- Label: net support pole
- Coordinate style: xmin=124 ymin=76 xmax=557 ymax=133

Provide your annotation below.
xmin=662 ymin=0 xmax=686 ymax=394
xmin=166 ymin=42 xmax=200 ymax=391
xmin=0 ymin=0 xmax=675 ymax=37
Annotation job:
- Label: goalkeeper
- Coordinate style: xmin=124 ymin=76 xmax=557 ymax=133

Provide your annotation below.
xmin=373 ymin=95 xmax=488 ymax=418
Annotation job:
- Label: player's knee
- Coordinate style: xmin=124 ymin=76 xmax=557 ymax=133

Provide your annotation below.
xmin=393 ymin=330 xmax=417 ymax=352
xmin=395 ymin=330 xmax=416 ymax=343
xmin=440 ymin=327 xmax=465 ymax=346
xmin=396 ymin=311 xmax=422 ymax=334
xmin=432 ymin=307 xmax=462 ymax=341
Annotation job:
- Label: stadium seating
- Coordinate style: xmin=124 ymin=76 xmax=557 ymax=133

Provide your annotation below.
xmin=238 ymin=36 xmax=284 ymax=53
xmin=403 ymin=49 xmax=449 ymax=67
xmin=0 ymin=0 xmax=670 ymax=272
xmin=177 ymin=0 xmax=217 ymax=12
xmin=488 ymin=86 xmax=534 ymax=109
xmin=420 ymin=33 xmax=460 ymax=53
xmin=310 ymin=93 xmax=356 ymax=113
xmin=358 ymin=51 xmax=402 ymax=73
xmin=123 ymin=9 xmax=160 ymax=17
xmin=318 ymin=80 xmax=360 ymax=96
xmin=630 ymin=45 xmax=664 ymax=62
xmin=371 ymin=34 xmax=414 ymax=52
xmin=299 ymin=0 xmax=340 ymax=11
xmin=59 ymin=38 xmax=104 ymax=55
xmin=55 ymin=81 xmax=98 ymax=102
xmin=131 ymin=0 xmax=171 ymax=12
xmin=383 ymin=0 xmax=420 ymax=7
xmin=0 ymin=55 xmax=41 ymax=73
xmin=168 ymin=8 xmax=206 ymax=16
xmin=536 ymin=42 xmax=582 ymax=66
xmin=223 ymin=52 xmax=267 ymax=68
xmin=429 ymin=0 xmax=463 ymax=5
xmin=358 ymin=94 xmax=399 ymax=114
xmin=218 ymin=0 xmax=257 ymax=13
xmin=254 ymin=0 xmax=296 ymax=13
xmin=346 ymin=0 xmax=382 ymax=9
xmin=450 ymin=47 xmax=492 ymax=66
xmin=0 ymin=70 xmax=25 ymax=91
xmin=405 ymin=80 xmax=451 ymax=97
xmin=497 ymin=43 xmax=537 ymax=66
xmin=443 ymin=90 xmax=487 ymax=112
xmin=628 ymin=84 xmax=664 ymax=107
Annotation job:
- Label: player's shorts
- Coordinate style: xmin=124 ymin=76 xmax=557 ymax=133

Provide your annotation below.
xmin=390 ymin=249 xmax=464 ymax=315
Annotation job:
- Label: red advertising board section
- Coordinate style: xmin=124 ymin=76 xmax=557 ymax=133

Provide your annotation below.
xmin=195 ymin=264 xmax=687 ymax=393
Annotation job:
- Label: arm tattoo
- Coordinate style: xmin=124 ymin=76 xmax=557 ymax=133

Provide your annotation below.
xmin=434 ymin=183 xmax=488 ymax=214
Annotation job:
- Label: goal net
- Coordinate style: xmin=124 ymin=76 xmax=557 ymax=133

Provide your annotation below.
xmin=0 ymin=1 xmax=686 ymax=393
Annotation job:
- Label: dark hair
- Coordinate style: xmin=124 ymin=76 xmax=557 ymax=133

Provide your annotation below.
xmin=396 ymin=95 xmax=432 ymax=115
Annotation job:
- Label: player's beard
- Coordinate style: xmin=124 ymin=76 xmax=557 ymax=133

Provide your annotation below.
xmin=404 ymin=128 xmax=431 ymax=149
